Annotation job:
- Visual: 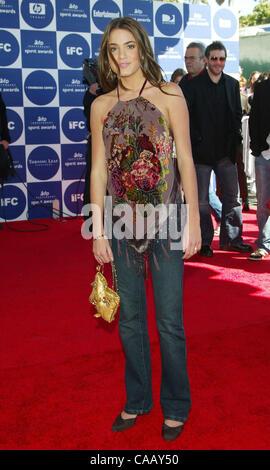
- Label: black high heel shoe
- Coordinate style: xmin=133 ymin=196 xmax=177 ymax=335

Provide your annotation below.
xmin=112 ymin=413 xmax=137 ymax=432
xmin=162 ymin=422 xmax=184 ymax=441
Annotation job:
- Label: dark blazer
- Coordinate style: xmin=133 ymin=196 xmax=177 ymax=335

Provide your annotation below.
xmin=249 ymin=78 xmax=270 ymax=157
xmin=178 ymin=73 xmax=189 ymax=87
xmin=0 ymin=93 xmax=11 ymax=142
xmin=181 ymin=69 xmax=242 ymax=165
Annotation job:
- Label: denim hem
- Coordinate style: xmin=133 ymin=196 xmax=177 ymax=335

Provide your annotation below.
xmin=124 ymin=407 xmax=153 ymax=416
xmin=256 ymin=245 xmax=270 ymax=254
xmin=163 ymin=415 xmax=189 ymax=423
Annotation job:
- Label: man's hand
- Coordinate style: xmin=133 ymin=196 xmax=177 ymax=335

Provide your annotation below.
xmin=0 ymin=140 xmax=9 ymax=150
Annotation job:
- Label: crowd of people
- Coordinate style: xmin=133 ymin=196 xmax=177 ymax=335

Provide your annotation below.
xmin=239 ymin=68 xmax=269 ymax=115
xmin=171 ymin=41 xmax=270 ymax=261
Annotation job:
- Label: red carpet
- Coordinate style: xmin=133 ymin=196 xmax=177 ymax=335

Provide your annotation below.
xmin=0 ymin=210 xmax=270 ymax=450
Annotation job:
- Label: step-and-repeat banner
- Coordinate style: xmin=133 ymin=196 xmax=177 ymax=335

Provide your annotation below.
xmin=0 ymin=0 xmax=238 ymax=221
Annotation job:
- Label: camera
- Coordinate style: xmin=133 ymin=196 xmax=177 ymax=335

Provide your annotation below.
xmin=82 ymin=58 xmax=99 ymax=87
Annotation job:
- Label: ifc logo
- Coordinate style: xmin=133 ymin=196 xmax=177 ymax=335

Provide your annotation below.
xmin=64 ymin=180 xmax=85 ymax=215
xmin=59 ymin=34 xmax=90 ymax=68
xmin=62 ymin=108 xmax=86 ymax=142
xmin=0 ymin=30 xmax=20 ymax=66
xmin=0 ymin=185 xmax=26 ymax=220
xmin=6 ymin=109 xmax=23 ymax=143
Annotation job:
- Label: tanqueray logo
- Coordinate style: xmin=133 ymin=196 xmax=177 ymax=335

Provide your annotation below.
xmin=27 ymin=146 xmax=60 ymax=181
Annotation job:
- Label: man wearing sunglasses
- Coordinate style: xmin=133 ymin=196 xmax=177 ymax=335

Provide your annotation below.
xmin=181 ymin=40 xmax=252 ymax=257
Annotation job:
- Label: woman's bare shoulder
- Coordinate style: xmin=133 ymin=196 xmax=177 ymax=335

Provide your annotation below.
xmin=91 ymin=90 xmax=118 ymax=119
xmin=161 ymin=81 xmax=183 ymax=98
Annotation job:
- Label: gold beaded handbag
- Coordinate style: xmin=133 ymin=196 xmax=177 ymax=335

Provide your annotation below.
xmin=89 ymin=263 xmax=120 ymax=323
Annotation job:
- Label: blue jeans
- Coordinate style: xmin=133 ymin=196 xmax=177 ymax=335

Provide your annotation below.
xmin=195 ymin=157 xmax=243 ymax=246
xmin=255 ymin=155 xmax=270 ymax=253
xmin=209 ymin=185 xmax=222 ymax=222
xmin=111 ymin=236 xmax=191 ymax=423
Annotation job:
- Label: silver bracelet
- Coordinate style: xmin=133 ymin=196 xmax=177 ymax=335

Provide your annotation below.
xmin=93 ymin=234 xmax=107 ymax=241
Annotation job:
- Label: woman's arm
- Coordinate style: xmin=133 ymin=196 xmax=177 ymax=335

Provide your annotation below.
xmin=165 ymin=82 xmax=201 ymax=259
xmin=90 ymin=96 xmax=114 ymax=264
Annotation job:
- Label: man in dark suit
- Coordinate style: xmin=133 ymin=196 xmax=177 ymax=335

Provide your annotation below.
xmin=0 ymin=92 xmax=11 ymax=229
xmin=181 ymin=41 xmax=252 ymax=257
xmin=180 ymin=41 xmax=206 ymax=85
xmin=248 ymin=75 xmax=270 ymax=260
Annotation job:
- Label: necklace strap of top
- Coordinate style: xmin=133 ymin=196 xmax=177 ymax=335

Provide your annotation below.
xmin=139 ymin=78 xmax=147 ymax=96
xmin=117 ymin=78 xmax=147 ymax=101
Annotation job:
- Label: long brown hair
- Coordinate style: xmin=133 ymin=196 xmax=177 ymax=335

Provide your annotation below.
xmin=98 ymin=17 xmax=164 ymax=93
xmin=247 ymin=70 xmax=260 ymax=91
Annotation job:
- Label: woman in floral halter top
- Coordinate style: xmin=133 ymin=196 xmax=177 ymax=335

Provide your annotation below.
xmin=90 ymin=17 xmax=201 ymax=442
xmin=103 ymin=77 xmax=182 ymax=264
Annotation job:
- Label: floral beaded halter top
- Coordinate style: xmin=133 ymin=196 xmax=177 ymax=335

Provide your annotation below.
xmin=103 ymin=79 xmax=182 ymax=257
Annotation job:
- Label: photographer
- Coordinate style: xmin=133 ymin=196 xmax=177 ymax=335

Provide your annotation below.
xmin=82 ymin=59 xmax=103 ymax=208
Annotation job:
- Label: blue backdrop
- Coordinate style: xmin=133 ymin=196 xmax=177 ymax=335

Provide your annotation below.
xmin=0 ymin=0 xmax=239 ymax=221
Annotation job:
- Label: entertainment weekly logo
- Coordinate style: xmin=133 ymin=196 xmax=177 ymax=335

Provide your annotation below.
xmin=93 ymin=10 xmax=120 ymax=19
xmin=91 ymin=0 xmax=121 ymax=31
xmin=81 ymin=198 xmax=189 ymax=251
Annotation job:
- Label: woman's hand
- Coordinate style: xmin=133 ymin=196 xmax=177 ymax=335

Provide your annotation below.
xmin=182 ymin=220 xmax=201 ymax=260
xmin=93 ymin=237 xmax=114 ymax=265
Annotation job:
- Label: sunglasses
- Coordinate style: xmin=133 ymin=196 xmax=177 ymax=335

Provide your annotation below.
xmin=210 ymin=56 xmax=226 ymax=63
xmin=184 ymin=56 xmax=201 ymax=61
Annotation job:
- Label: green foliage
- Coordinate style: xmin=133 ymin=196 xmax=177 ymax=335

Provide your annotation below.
xmin=147 ymin=0 xmax=209 ymax=3
xmin=239 ymin=0 xmax=270 ymax=27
